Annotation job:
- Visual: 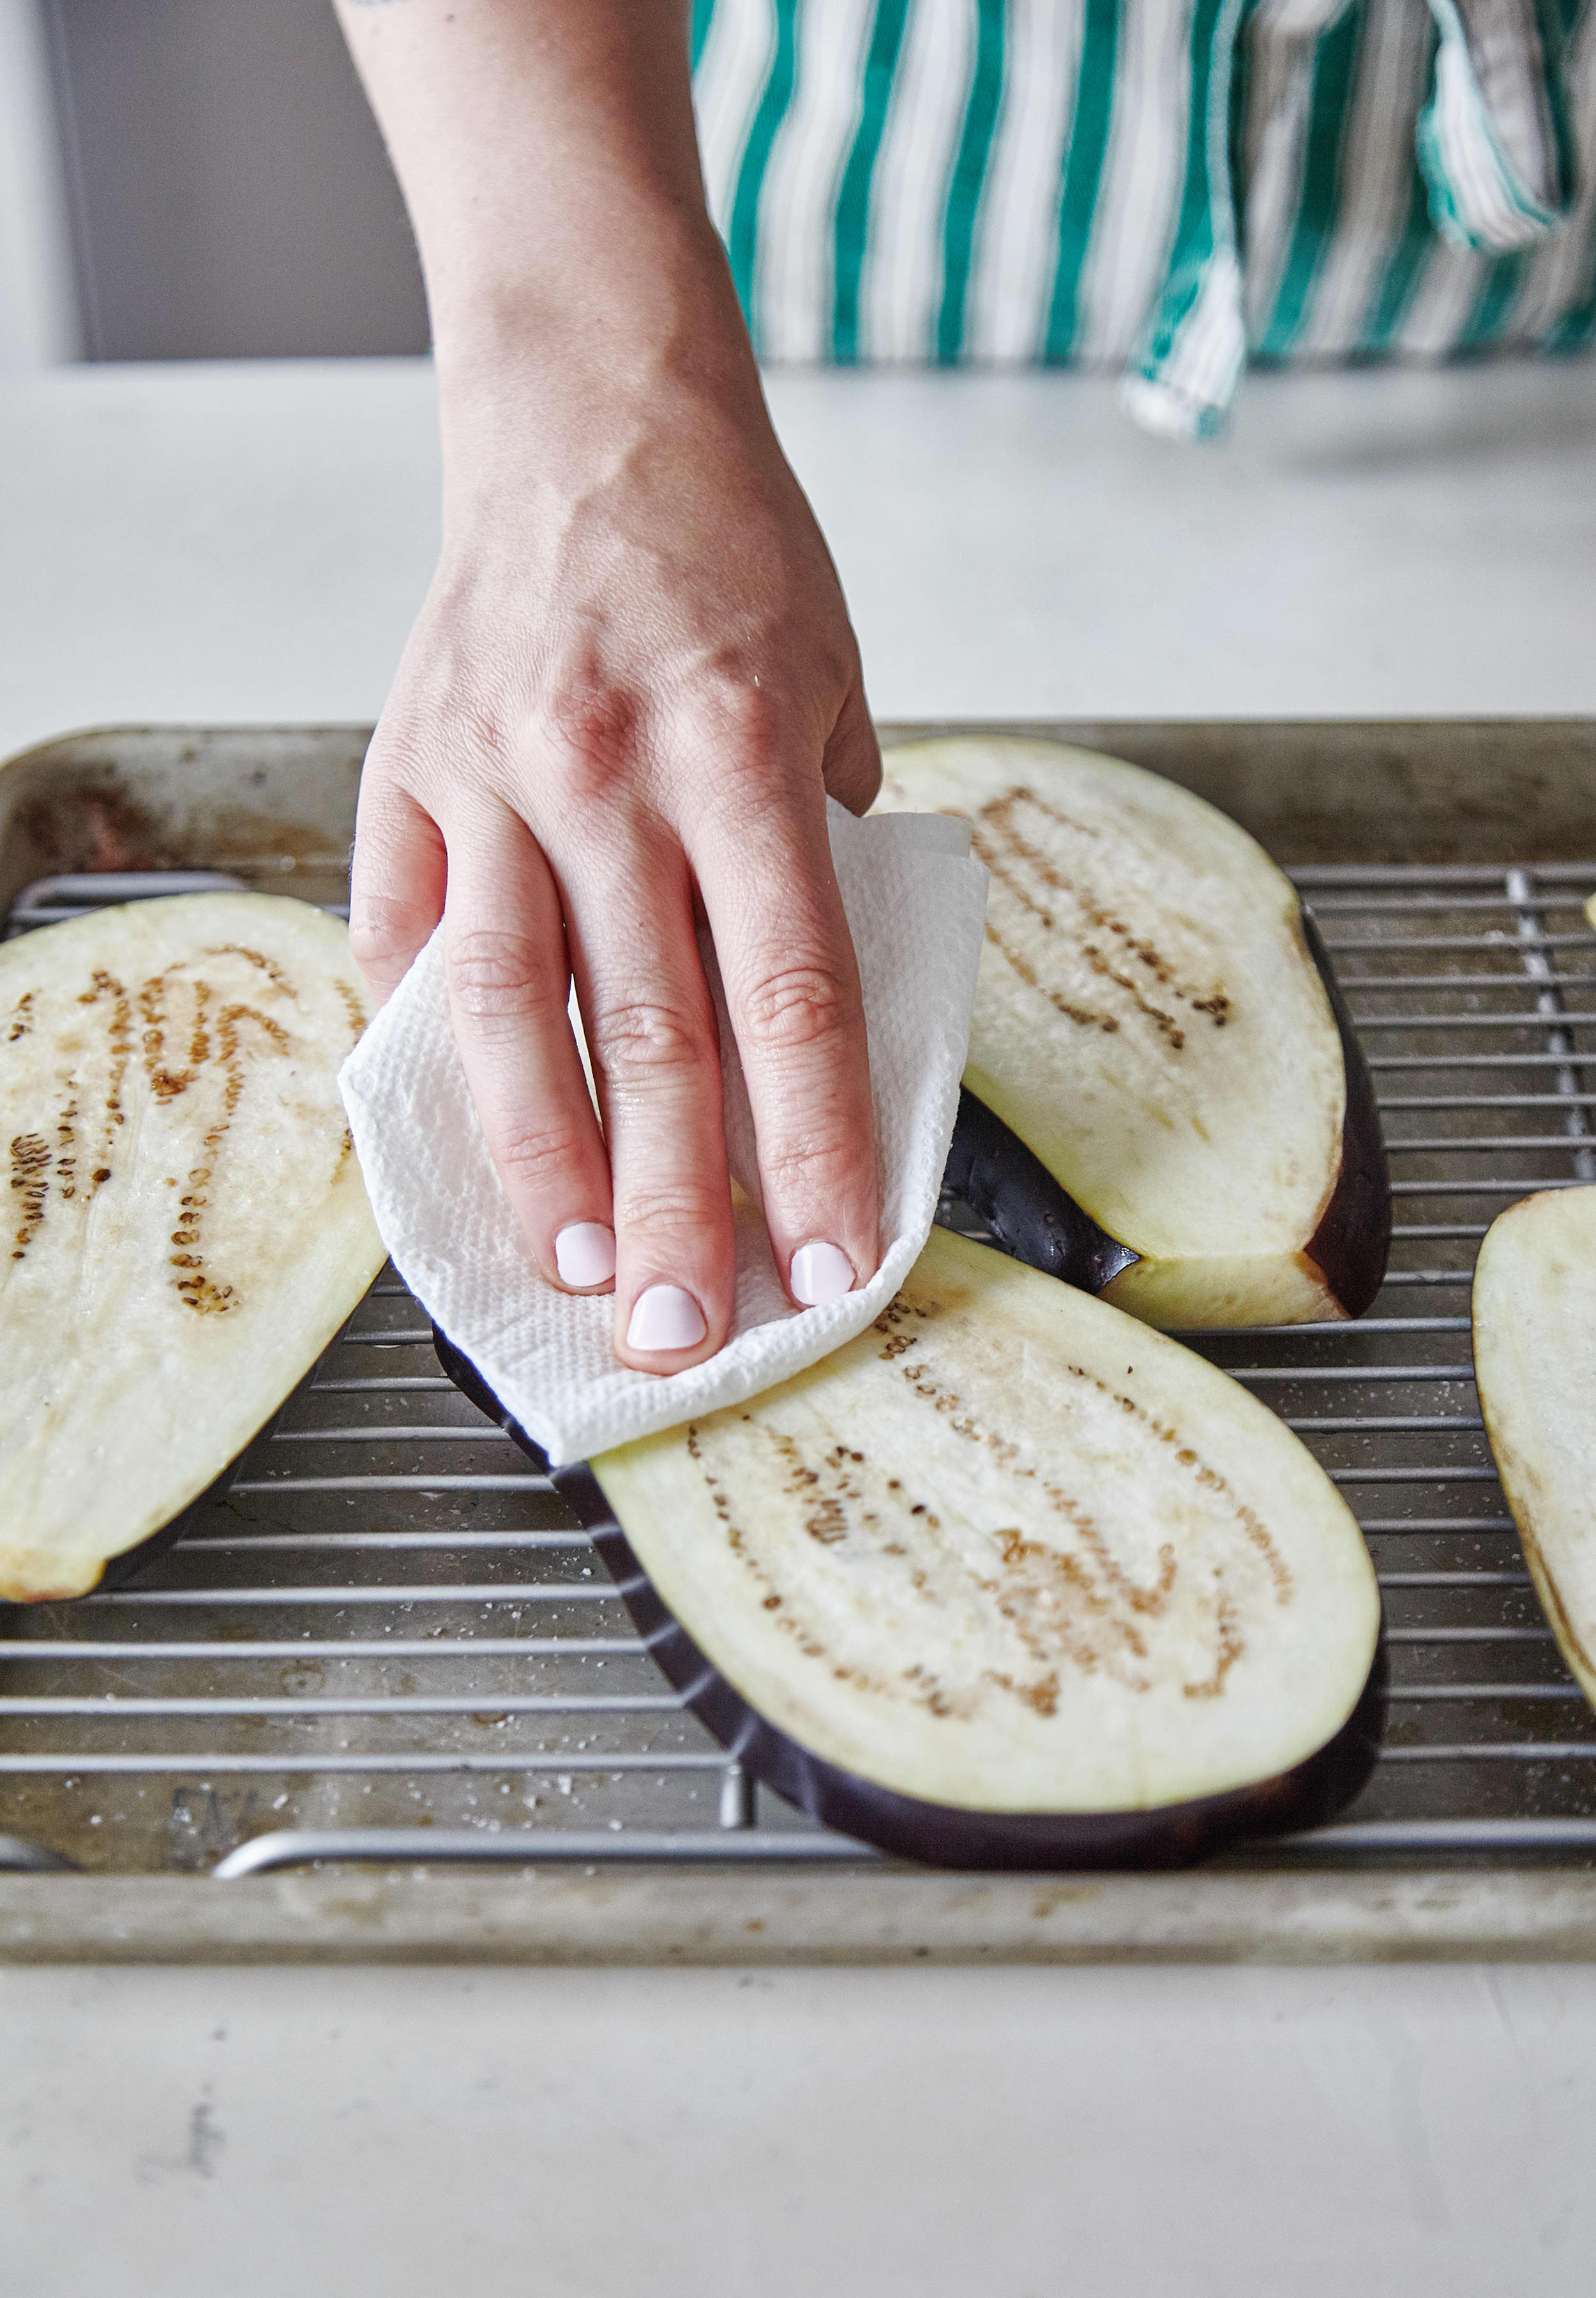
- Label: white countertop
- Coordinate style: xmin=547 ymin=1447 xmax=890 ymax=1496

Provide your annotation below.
xmin=1 ymin=354 xmax=1592 ymax=758
xmin=3 ymin=354 xmax=1596 ymax=2298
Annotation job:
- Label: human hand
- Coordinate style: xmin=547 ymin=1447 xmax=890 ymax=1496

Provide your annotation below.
xmin=349 ymin=264 xmax=882 ymax=1372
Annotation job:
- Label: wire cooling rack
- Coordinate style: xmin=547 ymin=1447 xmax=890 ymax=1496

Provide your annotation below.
xmin=4 ymin=860 xmax=1596 ymax=1876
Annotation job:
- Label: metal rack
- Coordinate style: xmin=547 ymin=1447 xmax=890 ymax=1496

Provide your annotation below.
xmin=4 ymin=857 xmax=1596 ymax=1877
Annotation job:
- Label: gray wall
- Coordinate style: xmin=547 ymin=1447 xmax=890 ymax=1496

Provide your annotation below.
xmin=46 ymin=0 xmax=428 ymax=359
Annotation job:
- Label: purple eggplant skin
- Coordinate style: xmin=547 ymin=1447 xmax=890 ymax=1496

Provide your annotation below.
xmin=433 ymin=1327 xmax=1387 ymax=1872
xmin=943 ymin=1088 xmax=1140 ymax=1293
xmin=36 ymin=1383 xmax=305 ymax=1601
xmin=1297 ymin=906 xmax=1392 ymax=1321
xmin=88 ymin=1506 xmax=203 ymax=1596
xmin=11 ymin=1453 xmax=245 ymax=1605
xmin=946 ymin=900 xmax=1392 ymax=1321
xmin=91 ymin=1468 xmax=240 ymax=1593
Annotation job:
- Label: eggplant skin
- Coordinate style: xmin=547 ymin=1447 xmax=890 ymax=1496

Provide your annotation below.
xmin=1298 ymin=908 xmax=1391 ymax=1323
xmin=433 ymin=1328 xmax=1385 ymax=1872
xmin=1473 ymin=1187 xmax=1596 ymax=1711
xmin=63 ymin=1467 xmax=235 ymax=1599
xmin=575 ymin=1476 xmax=1385 ymax=1870
xmin=0 ymin=893 xmax=388 ymax=1603
xmin=945 ymin=905 xmax=1390 ymax=1325
xmin=0 ymin=1503 xmax=206 ymax=1609
xmin=943 ymin=1088 xmax=1140 ymax=1295
xmin=878 ymin=735 xmax=1392 ymax=1327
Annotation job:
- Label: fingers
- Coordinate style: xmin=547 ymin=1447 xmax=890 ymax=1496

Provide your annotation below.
xmin=821 ymin=678 xmax=883 ymax=816
xmin=563 ymin=827 xmax=737 ymax=1373
xmin=366 ymin=680 xmax=878 ymax=1369
xmin=349 ymin=778 xmax=448 ymax=1004
xmin=688 ymin=770 xmax=878 ymax=1310
xmin=440 ymin=798 xmax=616 ymax=1295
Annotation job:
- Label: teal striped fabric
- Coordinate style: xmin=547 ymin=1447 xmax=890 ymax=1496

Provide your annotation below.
xmin=691 ymin=0 xmax=1596 ymax=435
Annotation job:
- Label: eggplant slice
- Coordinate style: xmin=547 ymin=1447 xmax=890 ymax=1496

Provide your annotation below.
xmin=876 ymin=737 xmax=1390 ymax=1327
xmin=1 ymin=893 xmax=386 ymax=1602
xmin=1474 ymin=1187 xmax=1596 ymax=1709
xmin=439 ymin=1228 xmax=1383 ymax=1868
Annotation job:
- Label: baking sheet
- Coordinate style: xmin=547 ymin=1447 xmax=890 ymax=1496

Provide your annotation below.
xmin=5 ymin=718 xmax=1596 ymax=1962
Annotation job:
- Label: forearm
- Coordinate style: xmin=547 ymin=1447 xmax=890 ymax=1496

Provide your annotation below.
xmin=337 ymin=0 xmax=882 ymax=1372
xmin=335 ymin=0 xmax=748 ymax=396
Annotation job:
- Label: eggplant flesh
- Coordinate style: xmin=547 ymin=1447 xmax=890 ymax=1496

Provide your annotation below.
xmin=0 ymin=894 xmax=386 ymax=1602
xmin=877 ymin=737 xmax=1390 ymax=1326
xmin=438 ymin=1228 xmax=1383 ymax=1868
xmin=1474 ymin=1187 xmax=1596 ymax=1709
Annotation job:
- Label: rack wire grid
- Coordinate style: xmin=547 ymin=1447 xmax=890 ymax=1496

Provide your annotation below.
xmin=4 ymin=857 xmax=1596 ymax=1879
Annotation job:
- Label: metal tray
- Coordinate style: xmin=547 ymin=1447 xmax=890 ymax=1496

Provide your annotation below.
xmin=5 ymin=717 xmax=1596 ymax=1964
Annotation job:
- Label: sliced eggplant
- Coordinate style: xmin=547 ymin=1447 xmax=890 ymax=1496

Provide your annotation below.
xmin=877 ymin=737 xmax=1390 ymax=1326
xmin=1474 ymin=1186 xmax=1596 ymax=1709
xmin=1 ymin=893 xmax=386 ymax=1602
xmin=438 ymin=1228 xmax=1383 ymax=1868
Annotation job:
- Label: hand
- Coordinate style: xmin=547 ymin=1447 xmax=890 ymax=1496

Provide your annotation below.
xmin=349 ymin=258 xmax=882 ymax=1372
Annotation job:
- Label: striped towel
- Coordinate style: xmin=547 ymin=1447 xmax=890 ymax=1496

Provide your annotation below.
xmin=691 ymin=0 xmax=1595 ymax=435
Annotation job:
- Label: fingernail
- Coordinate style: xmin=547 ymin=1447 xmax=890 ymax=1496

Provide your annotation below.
xmin=626 ymin=1284 xmax=707 ymax=1353
xmin=790 ymin=1240 xmax=855 ymax=1306
xmin=555 ymin=1222 xmax=616 ymax=1288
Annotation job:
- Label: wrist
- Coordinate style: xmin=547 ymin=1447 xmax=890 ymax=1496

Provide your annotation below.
xmin=430 ymin=218 xmax=783 ymax=541
xmin=431 ymin=204 xmax=753 ymax=418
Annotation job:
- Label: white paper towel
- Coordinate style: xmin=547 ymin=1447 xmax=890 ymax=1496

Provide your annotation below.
xmin=340 ymin=800 xmax=989 ymax=1466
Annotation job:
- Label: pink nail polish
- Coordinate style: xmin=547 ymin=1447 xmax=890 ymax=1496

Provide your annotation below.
xmin=626 ymin=1284 xmax=707 ymax=1353
xmin=555 ymin=1222 xmax=616 ymax=1288
xmin=790 ymin=1240 xmax=855 ymax=1306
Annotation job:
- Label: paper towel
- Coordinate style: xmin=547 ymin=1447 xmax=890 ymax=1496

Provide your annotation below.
xmin=340 ymin=800 xmax=989 ymax=1466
